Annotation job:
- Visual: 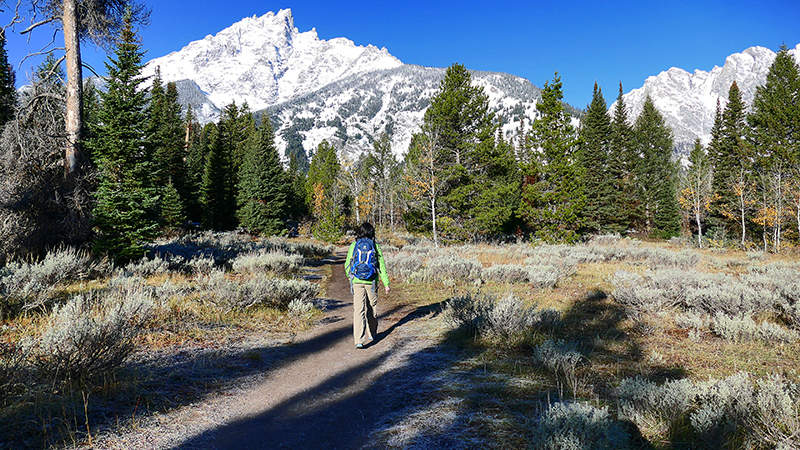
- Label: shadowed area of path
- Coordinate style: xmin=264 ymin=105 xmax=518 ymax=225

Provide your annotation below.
xmin=171 ymin=248 xmax=450 ymax=450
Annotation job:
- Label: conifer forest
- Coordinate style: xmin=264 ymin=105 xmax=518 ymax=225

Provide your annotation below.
xmin=1 ymin=2 xmax=800 ymax=449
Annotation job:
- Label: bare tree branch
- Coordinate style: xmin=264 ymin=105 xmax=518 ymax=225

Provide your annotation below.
xmin=19 ymin=15 xmax=55 ymax=33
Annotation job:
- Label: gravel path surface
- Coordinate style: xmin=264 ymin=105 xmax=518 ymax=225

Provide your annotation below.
xmin=83 ymin=248 xmax=451 ymax=450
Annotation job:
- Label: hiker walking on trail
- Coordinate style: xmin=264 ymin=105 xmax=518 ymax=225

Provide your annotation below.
xmin=345 ymin=222 xmax=390 ymax=348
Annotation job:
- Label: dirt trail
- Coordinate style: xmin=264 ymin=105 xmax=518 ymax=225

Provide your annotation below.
xmin=92 ymin=248 xmax=448 ymax=450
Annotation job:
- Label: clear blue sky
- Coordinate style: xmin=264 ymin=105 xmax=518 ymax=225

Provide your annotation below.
xmin=4 ymin=0 xmax=800 ymax=108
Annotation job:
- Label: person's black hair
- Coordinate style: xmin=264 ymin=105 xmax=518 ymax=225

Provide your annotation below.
xmin=357 ymin=222 xmax=375 ymax=240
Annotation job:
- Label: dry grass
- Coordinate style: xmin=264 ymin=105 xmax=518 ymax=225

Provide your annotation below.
xmin=0 ymin=237 xmax=330 ymax=449
xmin=373 ymin=237 xmax=800 ymax=449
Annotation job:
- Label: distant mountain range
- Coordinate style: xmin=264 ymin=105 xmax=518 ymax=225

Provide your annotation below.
xmin=615 ymin=44 xmax=800 ymax=153
xmin=142 ymin=8 xmax=799 ymax=159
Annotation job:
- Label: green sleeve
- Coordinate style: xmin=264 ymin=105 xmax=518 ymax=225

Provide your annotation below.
xmin=344 ymin=242 xmax=355 ymax=276
xmin=375 ymin=242 xmax=390 ymax=287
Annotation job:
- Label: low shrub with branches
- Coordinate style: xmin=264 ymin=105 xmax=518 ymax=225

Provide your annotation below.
xmin=443 ymin=292 xmax=559 ymax=341
xmin=529 ymin=402 xmax=633 ymax=450
xmin=21 ymin=285 xmax=154 ymax=381
xmin=617 ymin=372 xmax=800 ymax=449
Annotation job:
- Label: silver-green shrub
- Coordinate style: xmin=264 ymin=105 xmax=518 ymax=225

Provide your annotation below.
xmin=0 ymin=246 xmax=96 ymax=313
xmin=746 ymin=374 xmax=800 ymax=449
xmin=385 ymin=252 xmax=423 ymax=279
xmin=618 ymin=376 xmax=698 ymax=434
xmin=123 ymin=254 xmax=176 ymax=277
xmin=534 ymin=340 xmax=585 ymax=398
xmin=415 ymin=254 xmax=482 ymax=283
xmin=618 ymin=372 xmax=800 ymax=449
xmin=711 ymin=313 xmax=798 ymax=343
xmin=443 ymin=292 xmax=552 ymax=339
xmin=484 ymin=294 xmax=542 ymax=338
xmin=231 ymin=250 xmax=303 ymax=275
xmin=287 ymin=298 xmax=316 ymax=317
xmin=205 ymin=273 xmax=319 ymax=310
xmin=529 ymin=402 xmax=632 ymax=450
xmin=481 ymin=263 xmax=531 ymax=284
xmin=443 ymin=292 xmax=492 ymax=336
xmin=23 ymin=287 xmax=154 ymax=380
xmin=481 ymin=263 xmax=567 ymax=288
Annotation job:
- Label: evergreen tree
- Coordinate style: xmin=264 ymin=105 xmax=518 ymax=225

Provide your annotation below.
xmin=200 ymin=122 xmax=237 ymax=230
xmin=709 ymin=82 xmax=751 ymax=240
xmin=579 ymin=82 xmax=625 ymax=233
xmin=285 ymin=153 xmax=310 ymax=223
xmin=306 ymin=140 xmax=340 ymax=202
xmin=418 ymin=62 xmax=517 ymax=239
xmin=0 ymin=29 xmax=16 ymax=129
xmin=184 ymin=109 xmax=208 ymax=222
xmin=88 ymin=13 xmax=158 ymax=263
xmin=518 ymin=72 xmax=585 ymax=243
xmin=748 ymin=45 xmax=800 ymax=250
xmin=161 ymin=177 xmax=186 ymax=230
xmin=306 ymin=140 xmax=343 ymax=241
xmin=148 ymin=72 xmax=189 ymax=226
xmin=237 ymin=117 xmax=287 ymax=236
xmin=633 ymin=95 xmax=680 ymax=237
xmin=610 ymin=82 xmax=638 ymax=231
xmin=749 ymin=46 xmax=800 ymax=166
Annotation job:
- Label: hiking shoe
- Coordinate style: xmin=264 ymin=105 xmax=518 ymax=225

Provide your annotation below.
xmin=355 ymin=343 xmax=364 ymax=349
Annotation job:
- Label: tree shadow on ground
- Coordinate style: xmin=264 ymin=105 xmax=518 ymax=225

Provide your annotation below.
xmin=169 ymin=302 xmax=456 ymax=450
xmin=166 ymin=286 xmax=682 ymax=450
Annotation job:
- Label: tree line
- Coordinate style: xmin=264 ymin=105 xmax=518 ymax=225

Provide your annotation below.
xmin=0 ymin=4 xmax=798 ymax=262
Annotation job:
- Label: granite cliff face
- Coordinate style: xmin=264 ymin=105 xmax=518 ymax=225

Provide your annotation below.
xmin=612 ymin=45 xmax=800 ymax=154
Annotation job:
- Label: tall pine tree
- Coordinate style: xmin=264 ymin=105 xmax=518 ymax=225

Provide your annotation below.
xmin=633 ymin=95 xmax=680 ymax=238
xmin=200 ymin=122 xmax=238 ymax=230
xmin=518 ymin=72 xmax=585 ymax=242
xmin=748 ymin=45 xmax=800 ymax=250
xmin=579 ymin=82 xmax=625 ymax=234
xmin=237 ymin=117 xmax=287 ymax=236
xmin=610 ymin=82 xmax=638 ymax=231
xmin=89 ymin=12 xmax=158 ymax=263
xmin=709 ymin=81 xmax=751 ymax=241
xmin=148 ymin=71 xmax=189 ymax=227
xmin=418 ymin=63 xmax=518 ymax=240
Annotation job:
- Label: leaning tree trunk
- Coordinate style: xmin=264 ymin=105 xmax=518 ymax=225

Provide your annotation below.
xmin=63 ymin=0 xmax=84 ymax=179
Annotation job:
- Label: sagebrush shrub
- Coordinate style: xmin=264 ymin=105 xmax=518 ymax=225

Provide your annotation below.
xmin=231 ymin=250 xmax=303 ymax=275
xmin=618 ymin=372 xmax=800 ymax=449
xmin=415 ymin=254 xmax=482 ymax=283
xmin=204 ymin=273 xmax=319 ymax=311
xmin=23 ymin=287 xmax=154 ymax=380
xmin=443 ymin=292 xmax=553 ymax=340
xmin=385 ymin=252 xmax=423 ymax=279
xmin=529 ymin=402 xmax=632 ymax=450
xmin=535 ymin=340 xmax=585 ymax=398
xmin=0 ymin=246 xmax=97 ymax=314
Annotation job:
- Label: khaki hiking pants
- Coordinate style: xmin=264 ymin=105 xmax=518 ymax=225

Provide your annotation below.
xmin=353 ymin=283 xmax=378 ymax=345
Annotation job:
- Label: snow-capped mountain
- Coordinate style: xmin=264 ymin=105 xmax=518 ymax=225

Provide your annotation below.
xmin=143 ymin=8 xmax=554 ymax=160
xmin=143 ymin=9 xmax=402 ymax=121
xmin=612 ymin=44 xmax=800 ymax=154
xmin=265 ymin=65 xmax=547 ymax=162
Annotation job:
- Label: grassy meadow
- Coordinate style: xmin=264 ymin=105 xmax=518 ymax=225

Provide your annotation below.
xmin=1 ymin=231 xmax=799 ymax=449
